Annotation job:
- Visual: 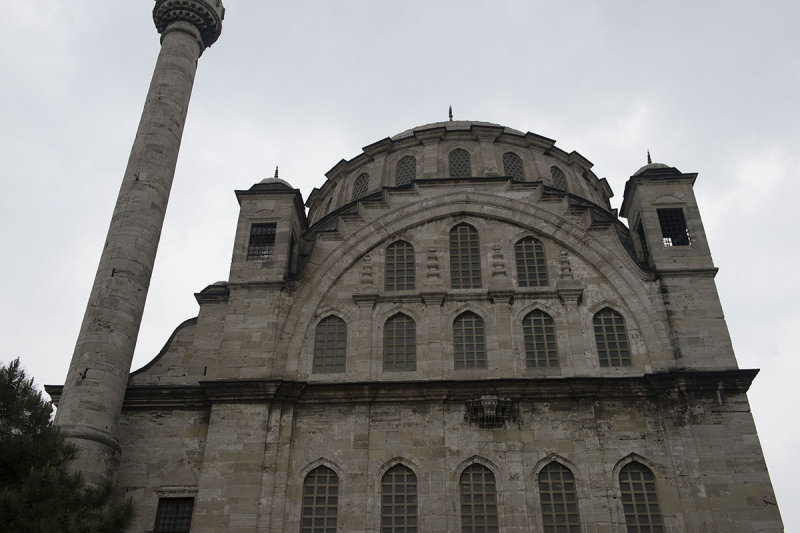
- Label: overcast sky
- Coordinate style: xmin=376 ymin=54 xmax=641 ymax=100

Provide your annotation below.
xmin=1 ymin=1 xmax=798 ymax=527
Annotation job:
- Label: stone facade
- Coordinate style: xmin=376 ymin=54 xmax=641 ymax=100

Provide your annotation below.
xmin=50 ymin=120 xmax=783 ymax=532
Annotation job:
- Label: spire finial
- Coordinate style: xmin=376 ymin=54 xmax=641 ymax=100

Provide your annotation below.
xmin=274 ymin=165 xmax=279 ymax=179
xmin=449 ymin=105 xmax=453 ymax=121
xmin=647 ymin=150 xmax=652 ymax=165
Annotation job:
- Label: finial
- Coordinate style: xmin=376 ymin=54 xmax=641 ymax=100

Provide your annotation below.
xmin=274 ymin=165 xmax=279 ymax=179
xmin=647 ymin=150 xmax=652 ymax=165
xmin=449 ymin=106 xmax=453 ymax=121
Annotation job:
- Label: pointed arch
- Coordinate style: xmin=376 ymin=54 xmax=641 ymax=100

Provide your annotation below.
xmin=459 ymin=463 xmax=499 ymax=532
xmin=618 ymin=461 xmax=664 ymax=532
xmin=301 ymin=465 xmax=339 ymax=533
xmin=593 ymin=308 xmax=631 ymax=367
xmin=383 ymin=312 xmax=416 ymax=371
xmin=381 ymin=464 xmax=418 ymax=532
xmin=449 ymin=148 xmax=472 ymax=177
xmin=396 ymin=155 xmax=416 ymax=186
xmin=385 ymin=240 xmax=415 ymax=291
xmin=352 ymin=172 xmax=369 ymax=200
xmin=450 ymin=223 xmax=481 ymax=288
xmin=537 ymin=461 xmax=581 ymax=532
xmin=502 ymin=151 xmax=524 ymax=181
xmin=550 ymin=166 xmax=568 ymax=191
xmin=453 ymin=311 xmax=486 ymax=369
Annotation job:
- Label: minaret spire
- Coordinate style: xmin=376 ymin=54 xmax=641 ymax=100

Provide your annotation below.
xmin=275 ymin=165 xmax=279 ymax=179
xmin=647 ymin=150 xmax=652 ymax=164
xmin=449 ymin=105 xmax=453 ymax=121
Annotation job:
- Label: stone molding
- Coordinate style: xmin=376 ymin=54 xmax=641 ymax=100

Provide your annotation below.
xmin=153 ymin=0 xmax=224 ymax=49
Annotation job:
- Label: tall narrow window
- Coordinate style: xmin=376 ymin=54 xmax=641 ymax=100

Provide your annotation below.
xmin=503 ymin=152 xmax=524 ymax=181
xmin=619 ymin=462 xmax=663 ymax=533
xmin=523 ymin=310 xmax=558 ymax=368
xmin=515 ymin=237 xmax=548 ymax=287
xmin=353 ymin=173 xmax=369 ymax=200
xmin=593 ymin=308 xmax=631 ymax=367
xmin=450 ymin=223 xmax=481 ymax=289
xmin=396 ymin=156 xmax=417 ymax=186
xmin=460 ymin=464 xmax=498 ymax=533
xmin=657 ymin=208 xmax=690 ymax=246
xmin=246 ymin=222 xmax=276 ymax=260
xmin=383 ymin=313 xmax=416 ymax=371
xmin=550 ymin=166 xmax=568 ymax=191
xmin=453 ymin=312 xmax=486 ymax=369
xmin=449 ymin=148 xmax=472 ymax=178
xmin=288 ymin=235 xmax=297 ymax=275
xmin=381 ymin=465 xmax=418 ymax=532
xmin=635 ymin=221 xmax=650 ymax=263
xmin=313 ymin=316 xmax=346 ymax=373
xmin=385 ymin=241 xmax=415 ymax=291
xmin=538 ymin=462 xmax=581 ymax=533
xmin=154 ymin=498 xmax=194 ymax=533
xmin=301 ymin=466 xmax=339 ymax=533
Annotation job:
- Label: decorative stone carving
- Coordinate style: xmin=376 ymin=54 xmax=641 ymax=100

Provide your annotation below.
xmin=425 ymin=248 xmax=440 ymax=280
xmin=491 ymin=244 xmax=506 ymax=278
xmin=153 ymin=0 xmax=225 ymax=48
xmin=465 ymin=395 xmax=515 ymax=428
xmin=360 ymin=255 xmax=374 ymax=287
xmin=559 ymin=249 xmax=574 ymax=280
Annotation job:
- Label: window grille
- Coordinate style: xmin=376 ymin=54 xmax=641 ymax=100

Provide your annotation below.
xmin=523 ymin=310 xmax=558 ymax=368
xmin=301 ymin=466 xmax=339 ymax=533
xmin=313 ymin=316 xmax=346 ymax=373
xmin=454 ymin=312 xmax=486 ymax=369
xmin=460 ymin=464 xmax=498 ymax=533
xmin=381 ymin=465 xmax=418 ymax=532
xmin=550 ymin=166 xmax=568 ymax=191
xmin=449 ymin=149 xmax=472 ymax=178
xmin=353 ymin=173 xmax=369 ymax=201
xmin=619 ymin=462 xmax=663 ymax=533
xmin=538 ymin=462 xmax=581 ymax=533
xmin=503 ymin=152 xmax=524 ymax=181
xmin=246 ymin=222 xmax=276 ymax=260
xmin=515 ymin=237 xmax=548 ymax=287
xmin=657 ymin=208 xmax=690 ymax=246
xmin=385 ymin=241 xmax=415 ymax=291
xmin=383 ymin=313 xmax=416 ymax=371
xmin=154 ymin=498 xmax=194 ymax=533
xmin=396 ymin=156 xmax=416 ymax=186
xmin=450 ymin=224 xmax=481 ymax=289
xmin=593 ymin=308 xmax=631 ymax=367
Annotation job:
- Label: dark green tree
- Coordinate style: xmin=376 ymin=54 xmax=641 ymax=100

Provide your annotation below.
xmin=0 ymin=358 xmax=133 ymax=533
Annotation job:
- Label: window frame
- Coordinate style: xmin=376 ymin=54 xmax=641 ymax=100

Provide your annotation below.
xmin=396 ymin=155 xmax=417 ymax=186
xmin=459 ymin=463 xmax=499 ymax=533
xmin=515 ymin=236 xmax=548 ymax=287
xmin=380 ymin=464 xmax=418 ymax=532
xmin=453 ymin=311 xmax=487 ymax=369
xmin=502 ymin=152 xmax=525 ymax=181
xmin=154 ymin=497 xmax=194 ymax=533
xmin=313 ymin=315 xmax=347 ymax=373
xmin=449 ymin=223 xmax=482 ymax=289
xmin=537 ymin=462 xmax=581 ymax=533
xmin=618 ymin=461 xmax=664 ymax=533
xmin=522 ymin=310 xmax=558 ymax=368
xmin=449 ymin=148 xmax=472 ymax=178
xmin=353 ymin=173 xmax=370 ymax=201
xmin=593 ymin=308 xmax=632 ymax=367
xmin=385 ymin=240 xmax=415 ymax=291
xmin=246 ymin=222 xmax=277 ymax=261
xmin=301 ymin=466 xmax=339 ymax=533
xmin=383 ymin=313 xmax=417 ymax=372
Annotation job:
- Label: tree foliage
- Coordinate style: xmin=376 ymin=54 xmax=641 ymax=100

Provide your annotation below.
xmin=0 ymin=358 xmax=133 ymax=533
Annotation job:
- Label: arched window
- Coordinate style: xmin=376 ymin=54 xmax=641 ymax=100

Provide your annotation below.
xmin=619 ymin=462 xmax=663 ymax=532
xmin=383 ymin=313 xmax=416 ymax=371
xmin=523 ymin=310 xmax=558 ymax=368
xmin=538 ymin=462 xmax=581 ymax=533
xmin=593 ymin=308 xmax=631 ymax=367
xmin=454 ymin=312 xmax=486 ymax=369
xmin=396 ymin=156 xmax=416 ymax=186
xmin=515 ymin=237 xmax=548 ymax=287
xmin=381 ymin=465 xmax=418 ymax=532
xmin=460 ymin=464 xmax=498 ymax=532
xmin=301 ymin=466 xmax=339 ymax=533
xmin=449 ymin=148 xmax=472 ymax=178
xmin=313 ymin=316 xmax=346 ymax=373
xmin=450 ymin=223 xmax=481 ymax=289
xmin=385 ymin=241 xmax=415 ymax=291
xmin=550 ymin=166 xmax=568 ymax=191
xmin=503 ymin=152 xmax=524 ymax=181
xmin=353 ymin=173 xmax=369 ymax=200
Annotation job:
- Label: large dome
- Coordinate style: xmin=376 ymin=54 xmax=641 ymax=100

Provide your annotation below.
xmin=391 ymin=120 xmax=525 ymax=141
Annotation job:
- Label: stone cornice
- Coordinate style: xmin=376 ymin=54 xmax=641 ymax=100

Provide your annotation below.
xmin=153 ymin=0 xmax=225 ymax=49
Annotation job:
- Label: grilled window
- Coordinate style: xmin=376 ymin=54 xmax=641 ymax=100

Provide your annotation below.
xmin=154 ymin=498 xmax=194 ymax=533
xmin=449 ymin=148 xmax=472 ymax=178
xmin=246 ymin=222 xmax=276 ymax=260
xmin=657 ymin=208 xmax=690 ymax=246
xmin=313 ymin=316 xmax=346 ymax=373
xmin=550 ymin=166 xmax=568 ymax=191
xmin=396 ymin=156 xmax=417 ymax=186
xmin=523 ymin=310 xmax=558 ymax=368
xmin=538 ymin=462 xmax=581 ymax=533
xmin=353 ymin=173 xmax=369 ymax=201
xmin=453 ymin=312 xmax=486 ymax=369
xmin=385 ymin=241 xmax=415 ymax=291
xmin=515 ymin=237 xmax=548 ymax=287
xmin=301 ymin=466 xmax=339 ymax=533
xmin=593 ymin=308 xmax=631 ymax=367
xmin=503 ymin=152 xmax=524 ymax=181
xmin=619 ymin=462 xmax=663 ymax=533
xmin=381 ymin=465 xmax=418 ymax=532
xmin=383 ymin=313 xmax=416 ymax=371
xmin=460 ymin=464 xmax=498 ymax=533
xmin=450 ymin=223 xmax=481 ymax=289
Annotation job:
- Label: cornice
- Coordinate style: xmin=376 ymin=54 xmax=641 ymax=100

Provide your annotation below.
xmin=153 ymin=0 xmax=224 ymax=49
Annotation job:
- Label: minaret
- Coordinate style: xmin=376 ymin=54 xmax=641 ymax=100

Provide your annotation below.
xmin=55 ymin=0 xmax=224 ymax=483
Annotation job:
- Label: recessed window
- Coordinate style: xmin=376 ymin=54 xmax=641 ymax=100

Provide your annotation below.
xmin=385 ymin=241 xmax=415 ymax=291
xmin=538 ymin=462 xmax=581 ymax=533
xmin=154 ymin=498 xmax=194 ymax=533
xmin=523 ymin=310 xmax=558 ymax=368
xmin=449 ymin=148 xmax=472 ymax=178
xmin=593 ymin=308 xmax=631 ymax=367
xmin=450 ymin=223 xmax=481 ymax=289
xmin=381 ymin=465 xmax=418 ymax=532
xmin=619 ymin=462 xmax=663 ymax=532
xmin=353 ymin=173 xmax=369 ymax=201
xmin=635 ymin=221 xmax=650 ymax=263
xmin=454 ymin=312 xmax=486 ymax=369
xmin=460 ymin=464 xmax=498 ymax=532
xmin=301 ymin=466 xmax=339 ymax=533
xmin=396 ymin=156 xmax=416 ymax=186
xmin=657 ymin=208 xmax=690 ymax=246
xmin=383 ymin=313 xmax=416 ymax=371
xmin=515 ymin=237 xmax=548 ymax=287
xmin=246 ymin=222 xmax=276 ymax=260
xmin=503 ymin=152 xmax=524 ymax=181
xmin=550 ymin=166 xmax=568 ymax=191
xmin=313 ymin=316 xmax=346 ymax=373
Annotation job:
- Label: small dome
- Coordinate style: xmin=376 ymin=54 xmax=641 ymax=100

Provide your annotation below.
xmin=258 ymin=177 xmax=293 ymax=188
xmin=634 ymin=162 xmax=672 ymax=176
